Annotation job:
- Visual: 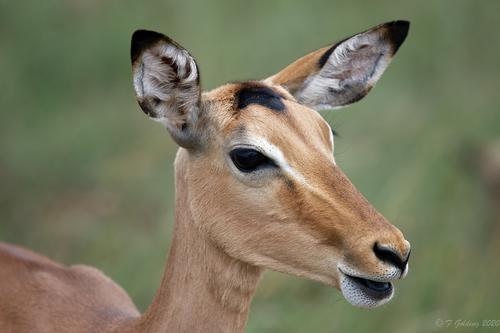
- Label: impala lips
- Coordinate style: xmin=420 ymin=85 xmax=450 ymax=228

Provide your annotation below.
xmin=347 ymin=274 xmax=393 ymax=294
xmin=338 ymin=268 xmax=396 ymax=307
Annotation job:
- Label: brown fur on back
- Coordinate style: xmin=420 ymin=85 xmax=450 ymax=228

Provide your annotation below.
xmin=0 ymin=243 xmax=139 ymax=333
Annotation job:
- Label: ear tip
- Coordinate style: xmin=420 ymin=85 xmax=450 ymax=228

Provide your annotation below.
xmin=384 ymin=20 xmax=410 ymax=53
xmin=130 ymin=29 xmax=169 ymax=63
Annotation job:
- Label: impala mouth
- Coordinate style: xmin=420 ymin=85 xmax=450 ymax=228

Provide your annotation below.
xmin=338 ymin=270 xmax=395 ymax=308
xmin=347 ymin=275 xmax=393 ymax=293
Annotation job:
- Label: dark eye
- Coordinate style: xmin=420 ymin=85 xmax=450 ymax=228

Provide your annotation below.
xmin=229 ymin=148 xmax=276 ymax=173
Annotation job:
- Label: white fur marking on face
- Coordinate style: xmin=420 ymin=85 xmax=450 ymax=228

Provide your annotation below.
xmin=323 ymin=121 xmax=336 ymax=165
xmin=337 ymin=263 xmax=399 ymax=308
xmin=401 ymin=263 xmax=409 ymax=278
xmin=338 ymin=263 xmax=401 ymax=282
xmin=239 ymin=136 xmax=307 ymax=184
xmin=234 ymin=136 xmax=340 ymax=207
xmin=339 ymin=272 xmax=394 ymax=308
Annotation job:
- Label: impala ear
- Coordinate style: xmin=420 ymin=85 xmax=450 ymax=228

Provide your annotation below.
xmin=266 ymin=21 xmax=409 ymax=110
xmin=131 ymin=30 xmax=201 ymax=148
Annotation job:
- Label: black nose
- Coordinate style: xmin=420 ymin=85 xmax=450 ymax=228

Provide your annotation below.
xmin=373 ymin=242 xmax=410 ymax=272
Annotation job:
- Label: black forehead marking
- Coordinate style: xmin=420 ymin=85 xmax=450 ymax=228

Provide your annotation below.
xmin=236 ymin=85 xmax=285 ymax=112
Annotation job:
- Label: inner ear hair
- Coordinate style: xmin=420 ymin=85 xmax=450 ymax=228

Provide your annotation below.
xmin=267 ymin=20 xmax=410 ymax=110
xmin=130 ymin=29 xmax=202 ymax=148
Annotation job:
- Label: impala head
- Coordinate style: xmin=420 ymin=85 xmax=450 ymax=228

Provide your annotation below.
xmin=131 ymin=21 xmax=411 ymax=308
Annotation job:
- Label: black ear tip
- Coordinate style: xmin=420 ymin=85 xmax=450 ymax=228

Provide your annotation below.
xmin=391 ymin=20 xmax=410 ymax=28
xmin=131 ymin=29 xmax=168 ymax=63
xmin=385 ymin=20 xmax=410 ymax=53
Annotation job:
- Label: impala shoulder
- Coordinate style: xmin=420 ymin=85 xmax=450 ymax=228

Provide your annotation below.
xmin=70 ymin=265 xmax=139 ymax=313
xmin=0 ymin=242 xmax=63 ymax=269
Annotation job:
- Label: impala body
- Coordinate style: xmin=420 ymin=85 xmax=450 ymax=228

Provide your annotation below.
xmin=0 ymin=21 xmax=411 ymax=333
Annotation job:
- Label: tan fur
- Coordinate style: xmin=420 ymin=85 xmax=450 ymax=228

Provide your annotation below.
xmin=0 ymin=243 xmax=138 ymax=333
xmin=266 ymin=46 xmax=329 ymax=93
xmin=0 ymin=22 xmax=411 ymax=332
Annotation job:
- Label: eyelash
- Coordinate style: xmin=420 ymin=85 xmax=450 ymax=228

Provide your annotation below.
xmin=229 ymin=148 xmax=277 ymax=173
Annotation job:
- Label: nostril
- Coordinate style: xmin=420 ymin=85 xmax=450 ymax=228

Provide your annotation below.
xmin=373 ymin=242 xmax=408 ymax=272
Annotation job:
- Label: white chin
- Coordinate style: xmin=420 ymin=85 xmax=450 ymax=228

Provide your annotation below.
xmin=339 ymin=273 xmax=394 ymax=308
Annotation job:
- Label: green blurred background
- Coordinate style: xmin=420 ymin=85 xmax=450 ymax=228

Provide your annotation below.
xmin=1 ymin=0 xmax=499 ymax=332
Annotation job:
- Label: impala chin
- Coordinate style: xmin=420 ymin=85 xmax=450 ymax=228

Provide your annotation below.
xmin=337 ymin=266 xmax=399 ymax=308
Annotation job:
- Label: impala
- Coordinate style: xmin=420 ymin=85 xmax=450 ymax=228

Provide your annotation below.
xmin=0 ymin=20 xmax=411 ymax=333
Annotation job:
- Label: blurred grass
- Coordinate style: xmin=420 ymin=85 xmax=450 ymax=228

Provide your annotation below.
xmin=1 ymin=0 xmax=499 ymax=332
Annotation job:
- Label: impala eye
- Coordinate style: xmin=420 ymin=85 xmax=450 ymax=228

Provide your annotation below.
xmin=229 ymin=148 xmax=276 ymax=173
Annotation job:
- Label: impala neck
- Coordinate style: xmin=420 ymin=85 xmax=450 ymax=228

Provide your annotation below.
xmin=136 ymin=150 xmax=262 ymax=333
